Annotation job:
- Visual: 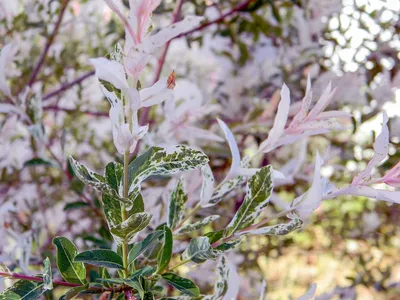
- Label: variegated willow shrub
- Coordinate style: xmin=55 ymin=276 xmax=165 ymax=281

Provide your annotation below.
xmin=1 ymin=1 xmax=400 ymax=299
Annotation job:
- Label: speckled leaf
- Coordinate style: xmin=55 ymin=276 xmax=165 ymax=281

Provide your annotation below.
xmin=239 ymin=214 xmax=303 ymax=236
xmin=128 ymin=145 xmax=209 ymax=202
xmin=43 ymin=257 xmax=53 ymax=290
xmin=74 ymin=249 xmax=124 ymax=269
xmin=110 ymin=212 xmax=152 ymax=245
xmin=162 ymin=273 xmax=200 ymax=298
xmin=167 ymin=178 xmax=187 ymax=229
xmin=0 ymin=280 xmax=46 ymax=300
xmin=224 ymin=165 xmax=273 ymax=237
xmin=53 ymin=237 xmax=87 ymax=284
xmin=68 ymin=156 xmax=128 ymax=204
xmin=174 ymin=215 xmax=220 ymax=235
xmin=203 ymin=256 xmax=229 ymax=300
xmin=128 ymin=230 xmax=164 ymax=265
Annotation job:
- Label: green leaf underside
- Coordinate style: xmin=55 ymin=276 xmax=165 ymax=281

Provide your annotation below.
xmin=74 ymin=249 xmax=124 ymax=269
xmin=68 ymin=156 xmax=128 ymax=204
xmin=181 ymin=237 xmax=218 ymax=264
xmin=128 ymin=231 xmax=164 ymax=265
xmin=110 ymin=212 xmax=152 ymax=245
xmin=203 ymin=256 xmax=229 ymax=300
xmin=224 ymin=165 xmax=273 ymax=237
xmin=156 ymin=226 xmax=173 ymax=273
xmin=128 ymin=146 xmax=209 ymax=200
xmin=175 ymin=215 xmax=220 ymax=235
xmin=43 ymin=257 xmax=53 ymax=290
xmin=0 ymin=280 xmax=46 ymax=300
xmin=168 ymin=178 xmax=187 ymax=229
xmin=53 ymin=237 xmax=87 ymax=284
xmin=162 ymin=273 xmax=200 ymax=297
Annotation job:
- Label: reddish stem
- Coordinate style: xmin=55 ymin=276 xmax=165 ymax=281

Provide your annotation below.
xmin=27 ymin=0 xmax=70 ymax=87
xmin=43 ymin=70 xmax=95 ymax=101
xmin=0 ymin=271 xmax=81 ymax=288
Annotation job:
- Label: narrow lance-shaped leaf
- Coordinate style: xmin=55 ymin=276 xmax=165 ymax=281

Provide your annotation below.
xmin=128 ymin=145 xmax=209 ymax=201
xmin=60 ymin=285 xmax=88 ymax=300
xmin=53 ymin=237 xmax=87 ymax=285
xmin=74 ymin=249 xmax=124 ymax=269
xmin=238 ymin=214 xmax=303 ymax=237
xmin=167 ymin=178 xmax=187 ymax=229
xmin=199 ymin=164 xmax=215 ymax=208
xmin=68 ymin=157 xmax=128 ymax=204
xmin=43 ymin=257 xmax=53 ymax=290
xmin=203 ymin=256 xmax=230 ymax=300
xmin=128 ymin=230 xmax=164 ymax=265
xmin=156 ymin=226 xmax=173 ymax=273
xmin=0 ymin=280 xmax=46 ymax=300
xmin=110 ymin=212 xmax=152 ymax=245
xmin=161 ymin=273 xmax=200 ymax=298
xmin=224 ymin=165 xmax=274 ymax=237
xmin=175 ymin=215 xmax=220 ymax=235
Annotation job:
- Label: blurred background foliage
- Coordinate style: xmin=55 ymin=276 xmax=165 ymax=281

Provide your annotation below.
xmin=1 ymin=0 xmax=400 ymax=299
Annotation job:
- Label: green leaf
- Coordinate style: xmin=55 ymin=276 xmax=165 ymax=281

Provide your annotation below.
xmin=23 ymin=158 xmax=57 ymax=168
xmin=53 ymin=237 xmax=87 ymax=284
xmin=110 ymin=212 xmax=152 ymax=245
xmin=68 ymin=156 xmax=128 ymax=204
xmin=128 ymin=231 xmax=164 ymax=265
xmin=167 ymin=178 xmax=187 ymax=229
xmin=105 ymin=161 xmax=123 ymax=191
xmin=239 ymin=214 xmax=303 ymax=237
xmin=43 ymin=257 xmax=53 ymax=290
xmin=0 ymin=280 xmax=46 ymax=300
xmin=181 ymin=237 xmax=217 ymax=264
xmin=161 ymin=273 xmax=200 ymax=297
xmin=128 ymin=145 xmax=209 ymax=200
xmin=203 ymin=256 xmax=229 ymax=300
xmin=74 ymin=249 xmax=124 ymax=269
xmin=156 ymin=226 xmax=173 ymax=273
xmin=208 ymin=175 xmax=246 ymax=206
xmin=60 ymin=285 xmax=88 ymax=300
xmin=224 ymin=165 xmax=273 ymax=237
xmin=175 ymin=215 xmax=220 ymax=235
xmin=63 ymin=201 xmax=89 ymax=211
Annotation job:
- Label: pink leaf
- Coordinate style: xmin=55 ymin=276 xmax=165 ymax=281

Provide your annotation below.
xmin=217 ymin=119 xmax=241 ymax=180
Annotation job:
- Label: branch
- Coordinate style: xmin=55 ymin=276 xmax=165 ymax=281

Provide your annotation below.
xmin=27 ymin=0 xmax=71 ymax=87
xmin=43 ymin=105 xmax=108 ymax=117
xmin=174 ymin=0 xmax=255 ymax=40
xmin=43 ymin=70 xmax=95 ymax=101
xmin=0 ymin=271 xmax=80 ymax=288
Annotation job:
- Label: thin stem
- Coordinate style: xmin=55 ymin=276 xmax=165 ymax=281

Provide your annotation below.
xmin=42 ymin=70 xmax=95 ymax=101
xmin=169 ymin=259 xmax=190 ymax=271
xmin=27 ymin=0 xmax=70 ymax=88
xmin=0 ymin=271 xmax=80 ymax=288
xmin=121 ymin=150 xmax=130 ymax=277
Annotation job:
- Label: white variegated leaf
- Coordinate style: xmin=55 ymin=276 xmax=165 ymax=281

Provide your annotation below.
xmin=110 ymin=212 xmax=152 ymax=245
xmin=175 ymin=215 xmax=220 ymax=235
xmin=203 ymin=256 xmax=230 ymax=300
xmin=217 ymin=118 xmax=241 ymax=180
xmin=239 ymin=214 xmax=303 ymax=236
xmin=167 ymin=178 xmax=187 ymax=229
xmin=293 ymin=152 xmax=324 ymax=219
xmin=352 ymin=112 xmax=389 ymax=185
xmin=297 ymin=283 xmax=317 ymax=300
xmin=224 ymin=165 xmax=274 ymax=237
xmin=128 ymin=145 xmax=209 ymax=203
xmin=199 ymin=164 xmax=215 ymax=208
xmin=90 ymin=57 xmax=129 ymax=89
xmin=181 ymin=237 xmax=218 ymax=264
xmin=259 ymin=83 xmax=291 ymax=153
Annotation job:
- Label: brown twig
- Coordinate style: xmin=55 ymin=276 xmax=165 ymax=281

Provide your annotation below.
xmin=43 ymin=105 xmax=108 ymax=117
xmin=42 ymin=70 xmax=95 ymax=101
xmin=27 ymin=0 xmax=71 ymax=88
